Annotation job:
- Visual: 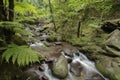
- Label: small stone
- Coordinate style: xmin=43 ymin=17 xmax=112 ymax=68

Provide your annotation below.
xmin=54 ymin=42 xmax=62 ymax=45
xmin=38 ymin=65 xmax=45 ymax=71
xmin=64 ymin=52 xmax=73 ymax=57
xmin=42 ymin=75 xmax=49 ymax=80
xmin=45 ymin=57 xmax=55 ymax=63
xmin=39 ymin=75 xmax=49 ymax=80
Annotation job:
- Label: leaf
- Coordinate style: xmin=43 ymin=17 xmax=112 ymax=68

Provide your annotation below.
xmin=2 ymin=44 xmax=42 ymax=66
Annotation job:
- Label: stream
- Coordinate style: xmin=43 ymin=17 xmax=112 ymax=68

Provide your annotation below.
xmin=20 ymin=23 xmax=109 ymax=80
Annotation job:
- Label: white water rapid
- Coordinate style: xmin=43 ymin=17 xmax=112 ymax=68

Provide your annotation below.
xmin=34 ymin=51 xmax=109 ymax=80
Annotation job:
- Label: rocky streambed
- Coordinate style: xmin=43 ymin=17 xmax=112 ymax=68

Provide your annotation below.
xmin=18 ymin=20 xmax=120 ymax=80
xmin=19 ymin=41 xmax=108 ymax=80
xmin=16 ymin=23 xmax=110 ymax=80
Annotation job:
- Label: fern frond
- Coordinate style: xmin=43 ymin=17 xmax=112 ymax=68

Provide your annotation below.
xmin=0 ymin=22 xmax=23 ymax=29
xmin=14 ymin=27 xmax=33 ymax=36
xmin=15 ymin=2 xmax=37 ymax=16
xmin=0 ymin=22 xmax=33 ymax=36
xmin=2 ymin=44 xmax=41 ymax=66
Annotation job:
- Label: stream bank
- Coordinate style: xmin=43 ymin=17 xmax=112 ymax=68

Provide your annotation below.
xmin=0 ymin=18 xmax=120 ymax=80
xmin=18 ymin=19 xmax=120 ymax=80
xmin=16 ymin=21 xmax=109 ymax=80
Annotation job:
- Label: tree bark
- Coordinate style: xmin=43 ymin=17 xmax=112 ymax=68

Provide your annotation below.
xmin=0 ymin=0 xmax=7 ymax=21
xmin=48 ymin=0 xmax=57 ymax=32
xmin=9 ymin=0 xmax=14 ymax=21
xmin=77 ymin=21 xmax=81 ymax=38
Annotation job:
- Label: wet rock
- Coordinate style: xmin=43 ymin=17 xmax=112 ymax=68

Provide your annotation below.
xmin=96 ymin=56 xmax=120 ymax=80
xmin=54 ymin=42 xmax=62 ymax=45
xmin=45 ymin=57 xmax=55 ymax=63
xmin=70 ymin=61 xmax=83 ymax=76
xmin=39 ymin=75 xmax=49 ymax=80
xmin=105 ymin=29 xmax=120 ymax=57
xmin=64 ymin=49 xmax=73 ymax=57
xmin=38 ymin=65 xmax=45 ymax=72
xmin=86 ymin=72 xmax=104 ymax=80
xmin=52 ymin=55 xmax=68 ymax=79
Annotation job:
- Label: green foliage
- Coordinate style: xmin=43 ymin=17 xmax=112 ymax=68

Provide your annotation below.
xmin=115 ymin=74 xmax=120 ymax=80
xmin=0 ymin=22 xmax=23 ymax=29
xmin=2 ymin=44 xmax=42 ymax=66
xmin=14 ymin=27 xmax=33 ymax=36
xmin=0 ymin=22 xmax=33 ymax=36
xmin=96 ymin=63 xmax=119 ymax=80
xmin=15 ymin=2 xmax=37 ymax=16
xmin=47 ymin=31 xmax=58 ymax=42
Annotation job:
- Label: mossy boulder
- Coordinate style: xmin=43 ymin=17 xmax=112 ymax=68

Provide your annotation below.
xmin=96 ymin=56 xmax=120 ymax=80
xmin=52 ymin=55 xmax=68 ymax=79
xmin=105 ymin=29 xmax=120 ymax=56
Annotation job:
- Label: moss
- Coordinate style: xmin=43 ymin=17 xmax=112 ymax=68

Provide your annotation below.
xmin=52 ymin=55 xmax=68 ymax=79
xmin=96 ymin=63 xmax=120 ymax=80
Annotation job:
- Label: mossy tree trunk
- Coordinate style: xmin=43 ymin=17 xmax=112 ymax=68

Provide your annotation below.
xmin=0 ymin=0 xmax=7 ymax=21
xmin=9 ymin=0 xmax=14 ymax=21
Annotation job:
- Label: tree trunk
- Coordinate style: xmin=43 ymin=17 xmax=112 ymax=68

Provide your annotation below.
xmin=48 ymin=0 xmax=57 ymax=32
xmin=0 ymin=0 xmax=7 ymax=21
xmin=9 ymin=0 xmax=14 ymax=21
xmin=77 ymin=21 xmax=81 ymax=38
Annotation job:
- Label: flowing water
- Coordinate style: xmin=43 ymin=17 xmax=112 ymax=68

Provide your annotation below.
xmin=30 ymin=42 xmax=108 ymax=80
xmin=27 ymin=24 xmax=109 ymax=80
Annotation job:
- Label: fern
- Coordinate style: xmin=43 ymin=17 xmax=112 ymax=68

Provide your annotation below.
xmin=0 ymin=22 xmax=23 ymax=29
xmin=2 ymin=44 xmax=42 ymax=66
xmin=14 ymin=27 xmax=33 ymax=36
xmin=115 ymin=74 xmax=120 ymax=80
xmin=0 ymin=22 xmax=33 ymax=36
xmin=15 ymin=2 xmax=37 ymax=16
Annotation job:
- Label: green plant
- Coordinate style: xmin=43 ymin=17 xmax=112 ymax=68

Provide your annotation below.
xmin=15 ymin=2 xmax=37 ymax=16
xmin=2 ymin=44 xmax=42 ymax=66
xmin=115 ymin=74 xmax=120 ymax=80
xmin=0 ymin=22 xmax=33 ymax=36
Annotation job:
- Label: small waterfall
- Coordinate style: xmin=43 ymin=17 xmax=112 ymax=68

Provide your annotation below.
xmin=42 ymin=63 xmax=59 ymax=80
xmin=37 ymin=51 xmax=109 ymax=80
xmin=72 ymin=52 xmax=108 ymax=80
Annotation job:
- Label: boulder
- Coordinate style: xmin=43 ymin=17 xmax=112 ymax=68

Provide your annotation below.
xmin=52 ymin=55 xmax=68 ymax=79
xmin=105 ymin=29 xmax=120 ymax=56
xmin=96 ymin=56 xmax=120 ymax=80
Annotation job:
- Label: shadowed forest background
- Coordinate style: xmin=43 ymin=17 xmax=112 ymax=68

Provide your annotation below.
xmin=0 ymin=0 xmax=120 ymax=80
